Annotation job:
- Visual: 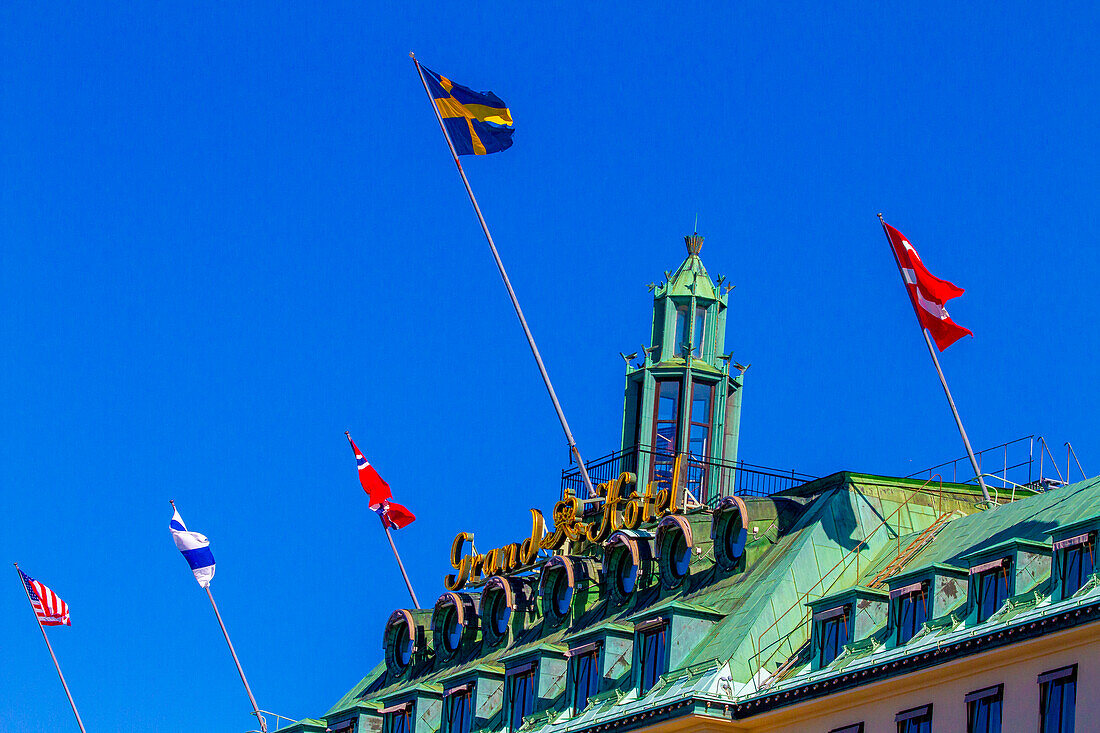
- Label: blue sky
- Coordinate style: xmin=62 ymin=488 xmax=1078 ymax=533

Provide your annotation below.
xmin=2 ymin=3 xmax=1098 ymax=731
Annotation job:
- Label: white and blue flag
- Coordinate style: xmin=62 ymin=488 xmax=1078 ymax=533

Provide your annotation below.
xmin=170 ymin=506 xmax=216 ymax=588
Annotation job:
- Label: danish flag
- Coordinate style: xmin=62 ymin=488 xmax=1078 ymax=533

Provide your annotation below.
xmin=882 ymin=220 xmax=973 ymax=351
xmin=19 ymin=569 xmax=70 ymax=626
xmin=345 ymin=432 xmax=416 ymax=530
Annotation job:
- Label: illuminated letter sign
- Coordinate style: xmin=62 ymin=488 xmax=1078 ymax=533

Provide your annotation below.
xmin=444 ymin=473 xmax=686 ymax=590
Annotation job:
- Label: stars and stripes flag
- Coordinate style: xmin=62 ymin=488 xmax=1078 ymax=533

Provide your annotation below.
xmin=170 ymin=505 xmax=216 ymax=588
xmin=18 ymin=569 xmax=71 ymax=626
xmin=881 ymin=219 xmax=973 ymax=351
xmin=345 ymin=432 xmax=416 ymax=530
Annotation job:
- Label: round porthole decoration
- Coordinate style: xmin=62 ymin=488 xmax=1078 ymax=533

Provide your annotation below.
xmin=539 ymin=556 xmax=576 ymax=625
xmin=481 ymin=577 xmax=515 ymax=646
xmin=384 ymin=609 xmax=417 ymax=676
xmin=432 ymin=592 xmax=478 ymax=659
xmin=711 ymin=496 xmax=749 ymax=572
xmin=656 ymin=515 xmax=694 ymax=588
xmin=604 ymin=531 xmax=652 ymax=605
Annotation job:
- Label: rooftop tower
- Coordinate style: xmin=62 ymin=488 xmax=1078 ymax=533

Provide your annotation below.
xmin=620 ymin=233 xmax=744 ymax=505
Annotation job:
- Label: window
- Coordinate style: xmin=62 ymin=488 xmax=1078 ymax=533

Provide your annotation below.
xmin=695 ymin=301 xmax=704 ymax=356
xmin=686 ymin=382 xmax=712 ymax=461
xmin=1058 ymin=535 xmax=1095 ymax=599
xmin=966 ymin=684 xmax=1003 ymax=733
xmin=828 ymin=725 xmax=864 ymax=733
xmin=667 ymin=530 xmax=691 ymax=579
xmin=441 ymin=607 xmax=462 ymax=652
xmin=1039 ymin=665 xmax=1077 ymax=733
xmin=443 ymin=685 xmax=473 ymax=733
xmin=638 ymin=621 xmax=668 ymax=693
xmin=484 ymin=587 xmax=511 ymax=641
xmin=815 ymin=607 xmax=849 ymax=667
xmin=894 ymin=585 xmax=928 ymax=645
xmin=975 ymin=562 xmax=1010 ymax=622
xmin=651 ymin=380 xmax=681 ymax=488
xmin=546 ymin=569 xmax=573 ymax=621
xmin=506 ymin=664 xmax=536 ymax=731
xmin=330 ymin=720 xmax=357 ymax=733
xmin=896 ymin=704 xmax=932 ymax=733
xmin=610 ymin=547 xmax=638 ymax=597
xmin=382 ymin=703 xmax=413 ymax=733
xmin=570 ymin=645 xmax=600 ymax=712
xmin=674 ymin=306 xmax=689 ymax=354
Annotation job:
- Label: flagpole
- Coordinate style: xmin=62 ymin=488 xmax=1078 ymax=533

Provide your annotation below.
xmin=877 ymin=214 xmax=992 ymax=505
xmin=204 ymin=586 xmax=268 ymax=733
xmin=14 ymin=563 xmax=87 ymax=733
xmin=383 ymin=519 xmax=421 ymax=609
xmin=410 ymin=52 xmax=597 ymax=500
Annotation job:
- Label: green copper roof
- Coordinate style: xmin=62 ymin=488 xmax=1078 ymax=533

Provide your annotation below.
xmin=309 ymin=474 xmax=1100 ymax=733
xmin=658 ymin=253 xmax=717 ymax=301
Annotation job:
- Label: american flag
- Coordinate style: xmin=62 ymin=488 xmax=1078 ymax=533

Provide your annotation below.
xmin=19 ymin=569 xmax=70 ymax=626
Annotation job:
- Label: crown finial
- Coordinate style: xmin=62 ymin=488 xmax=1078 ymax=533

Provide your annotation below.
xmin=684 ymin=233 xmax=704 ymax=255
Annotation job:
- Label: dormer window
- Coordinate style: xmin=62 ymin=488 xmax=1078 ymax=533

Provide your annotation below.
xmin=505 ymin=663 xmax=536 ymax=732
xmin=1056 ymin=532 xmax=1095 ymax=599
xmin=443 ymin=683 xmax=474 ymax=733
xmin=567 ymin=642 xmax=601 ymax=712
xmin=813 ymin=605 xmax=850 ymax=667
xmin=636 ymin=618 xmax=669 ymax=693
xmin=892 ymin=582 xmax=928 ymax=645
xmin=381 ymin=702 xmax=413 ymax=733
xmin=973 ymin=559 xmax=1011 ymax=623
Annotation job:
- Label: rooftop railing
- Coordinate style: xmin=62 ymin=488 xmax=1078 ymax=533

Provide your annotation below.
xmin=907 ymin=435 xmax=1087 ymax=491
xmin=561 ymin=446 xmax=817 ymax=508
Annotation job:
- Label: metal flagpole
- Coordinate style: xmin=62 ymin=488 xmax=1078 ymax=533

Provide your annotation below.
xmin=14 ymin=563 xmax=87 ymax=733
xmin=410 ymin=52 xmax=597 ymax=500
xmin=204 ymin=586 xmax=268 ymax=733
xmin=877 ymin=214 xmax=992 ymax=505
xmin=382 ymin=519 xmax=421 ymax=609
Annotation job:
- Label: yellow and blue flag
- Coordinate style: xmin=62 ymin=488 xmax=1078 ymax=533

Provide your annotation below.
xmin=422 ymin=66 xmax=514 ymax=156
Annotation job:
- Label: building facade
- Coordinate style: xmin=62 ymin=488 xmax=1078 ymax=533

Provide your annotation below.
xmin=280 ymin=237 xmax=1098 ymax=733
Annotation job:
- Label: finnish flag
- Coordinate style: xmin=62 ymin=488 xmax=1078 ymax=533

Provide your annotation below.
xmin=170 ymin=506 xmax=216 ymax=588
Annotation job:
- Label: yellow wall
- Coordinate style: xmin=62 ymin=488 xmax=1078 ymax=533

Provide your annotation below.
xmin=650 ymin=622 xmax=1098 ymax=733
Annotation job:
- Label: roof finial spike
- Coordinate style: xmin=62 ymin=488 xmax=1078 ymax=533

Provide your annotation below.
xmin=684 ymin=231 xmax=704 ymax=255
xmin=693 ymin=212 xmax=699 ymax=235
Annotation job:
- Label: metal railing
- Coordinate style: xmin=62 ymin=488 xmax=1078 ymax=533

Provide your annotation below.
xmin=561 ymin=446 xmax=816 ymax=507
xmin=907 ymin=435 xmax=1088 ymax=491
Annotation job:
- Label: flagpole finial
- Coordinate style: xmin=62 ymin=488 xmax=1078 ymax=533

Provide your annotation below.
xmin=877 ymin=212 xmax=884 ymax=220
xmin=409 ymin=51 xmax=415 ymax=59
xmin=169 ymin=499 xmax=175 ymax=507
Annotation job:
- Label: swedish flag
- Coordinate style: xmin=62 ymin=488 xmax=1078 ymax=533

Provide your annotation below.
xmin=421 ymin=66 xmax=514 ymax=156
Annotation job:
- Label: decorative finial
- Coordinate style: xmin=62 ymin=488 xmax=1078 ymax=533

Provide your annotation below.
xmin=684 ymin=233 xmax=704 ymax=255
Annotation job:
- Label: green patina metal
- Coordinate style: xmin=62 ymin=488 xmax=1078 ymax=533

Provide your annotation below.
xmin=619 ymin=234 xmax=743 ymax=502
xmin=277 ymin=237 xmax=1100 ymax=733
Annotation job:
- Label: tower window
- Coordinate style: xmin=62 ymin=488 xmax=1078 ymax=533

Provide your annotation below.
xmin=693 ymin=306 xmax=706 ymax=357
xmin=674 ymin=306 xmax=689 ymax=355
xmin=687 ymin=382 xmax=712 ymax=461
xmin=651 ymin=380 xmax=680 ymax=488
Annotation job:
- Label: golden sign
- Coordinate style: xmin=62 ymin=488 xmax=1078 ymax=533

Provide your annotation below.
xmin=445 ymin=472 xmax=683 ymax=590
